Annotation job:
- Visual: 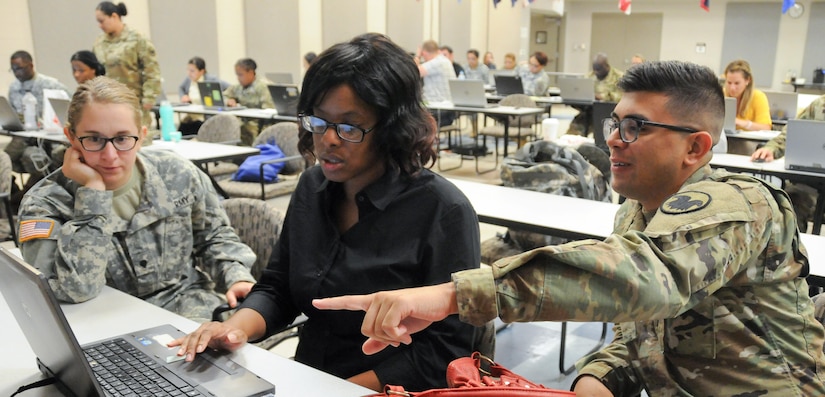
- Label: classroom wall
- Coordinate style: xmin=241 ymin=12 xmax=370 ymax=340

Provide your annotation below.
xmin=0 ymin=0 xmax=820 ymax=98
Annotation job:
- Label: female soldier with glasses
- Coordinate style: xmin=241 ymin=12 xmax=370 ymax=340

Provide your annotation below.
xmin=18 ymin=76 xmax=257 ymax=323
xmin=172 ymin=33 xmax=483 ymax=392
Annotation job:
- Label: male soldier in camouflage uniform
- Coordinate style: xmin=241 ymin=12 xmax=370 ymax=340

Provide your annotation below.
xmin=223 ymin=58 xmax=275 ymax=146
xmin=567 ymin=53 xmax=624 ymax=136
xmin=315 ymin=60 xmax=825 ymax=396
xmin=752 ymin=95 xmax=825 ymax=232
xmin=18 ymin=77 xmax=255 ymax=323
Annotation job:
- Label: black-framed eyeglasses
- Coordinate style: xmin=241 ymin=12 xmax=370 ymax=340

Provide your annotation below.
xmin=298 ymin=114 xmax=375 ymax=143
xmin=602 ymin=117 xmax=699 ymax=143
xmin=76 ymin=135 xmax=140 ymax=152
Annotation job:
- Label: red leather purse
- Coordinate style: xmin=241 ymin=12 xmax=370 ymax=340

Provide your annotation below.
xmin=370 ymin=352 xmax=575 ymax=396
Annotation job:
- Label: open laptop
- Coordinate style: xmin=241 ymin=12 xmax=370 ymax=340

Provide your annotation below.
xmin=198 ymin=81 xmax=247 ymax=111
xmin=267 ymin=84 xmax=300 ymax=116
xmin=765 ymin=91 xmax=798 ymax=120
xmin=48 ymin=97 xmax=70 ymax=127
xmin=493 ymin=74 xmax=524 ymax=96
xmin=449 ymin=79 xmax=497 ymax=108
xmin=265 ymin=72 xmax=293 ymax=84
xmin=0 ymin=96 xmax=25 ymax=132
xmin=723 ymin=96 xmax=737 ymax=135
xmin=785 ymin=119 xmax=825 ymax=174
xmin=558 ymin=77 xmax=595 ymax=103
xmin=591 ymin=101 xmax=617 ymax=152
xmin=0 ymin=248 xmax=275 ymax=397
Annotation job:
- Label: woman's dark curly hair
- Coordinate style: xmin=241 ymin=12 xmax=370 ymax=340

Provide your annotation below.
xmin=297 ymin=33 xmax=437 ymax=178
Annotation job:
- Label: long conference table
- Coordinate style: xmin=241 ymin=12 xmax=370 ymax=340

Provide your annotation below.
xmin=0 ymin=278 xmax=373 ymax=396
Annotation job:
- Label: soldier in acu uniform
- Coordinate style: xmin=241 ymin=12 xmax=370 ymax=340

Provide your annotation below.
xmin=315 ymin=60 xmax=825 ymax=397
xmin=223 ymin=58 xmax=275 ymax=146
xmin=18 ymin=77 xmax=256 ymax=323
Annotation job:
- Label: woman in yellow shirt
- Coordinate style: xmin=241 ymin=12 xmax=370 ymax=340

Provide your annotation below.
xmin=724 ymin=59 xmax=772 ymax=131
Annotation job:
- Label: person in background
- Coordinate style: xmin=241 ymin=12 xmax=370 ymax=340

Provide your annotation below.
xmin=6 ymin=50 xmax=71 ymax=209
xmin=177 ymin=56 xmax=230 ymax=135
xmin=303 ymin=51 xmax=317 ymax=71
xmin=223 ymin=58 xmax=275 ymax=145
xmin=724 ymin=59 xmax=771 ymax=131
xmin=464 ymin=49 xmax=490 ymax=83
xmin=315 ymin=60 xmax=825 ymax=397
xmin=417 ymin=40 xmax=455 ymax=126
xmin=70 ymin=50 xmax=106 ymax=85
xmin=630 ymin=53 xmax=645 ymax=65
xmin=171 ymin=33 xmax=482 ymax=392
xmin=567 ymin=52 xmax=624 ymax=136
xmin=18 ymin=76 xmax=256 ymax=323
xmin=502 ymin=52 xmax=517 ymax=71
xmin=92 ymin=1 xmax=161 ymax=131
xmin=439 ymin=45 xmax=464 ymax=77
xmin=517 ymin=51 xmax=550 ymax=96
xmin=752 ymin=94 xmax=825 ymax=232
xmin=483 ymin=51 xmax=496 ymax=70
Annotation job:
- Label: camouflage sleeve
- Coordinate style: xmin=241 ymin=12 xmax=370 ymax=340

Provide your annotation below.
xmin=223 ymin=85 xmax=239 ymax=101
xmin=762 ymin=127 xmax=787 ymax=158
xmin=258 ymin=82 xmax=275 ymax=109
xmin=136 ymin=36 xmax=162 ymax=107
xmin=188 ymin=166 xmax=256 ymax=291
xmin=573 ymin=326 xmax=645 ymax=396
xmin=20 ymin=187 xmax=117 ymax=303
xmin=535 ymin=73 xmax=550 ymax=97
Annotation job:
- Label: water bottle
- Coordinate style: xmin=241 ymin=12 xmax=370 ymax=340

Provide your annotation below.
xmin=23 ymin=92 xmax=37 ymax=130
xmin=458 ymin=70 xmax=466 ymax=80
xmin=542 ymin=117 xmax=559 ymax=141
xmin=159 ymin=100 xmax=175 ymax=141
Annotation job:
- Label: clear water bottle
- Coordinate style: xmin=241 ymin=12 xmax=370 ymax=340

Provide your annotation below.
xmin=159 ymin=100 xmax=175 ymax=141
xmin=458 ymin=70 xmax=466 ymax=80
xmin=23 ymin=92 xmax=37 ymax=130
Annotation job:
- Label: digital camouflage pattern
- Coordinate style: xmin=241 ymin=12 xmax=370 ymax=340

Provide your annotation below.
xmin=18 ymin=150 xmax=256 ymax=322
xmin=517 ymin=65 xmax=551 ymax=96
xmin=223 ymin=77 xmax=275 ymax=145
xmin=567 ymin=67 xmax=624 ymax=136
xmin=453 ymin=164 xmax=825 ymax=396
xmin=763 ymin=94 xmax=825 ymax=159
xmin=8 ymin=72 xmax=70 ymax=117
xmin=93 ymin=25 xmax=162 ymax=129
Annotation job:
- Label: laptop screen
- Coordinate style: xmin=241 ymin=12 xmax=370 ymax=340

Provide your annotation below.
xmin=198 ymin=81 xmax=226 ymax=107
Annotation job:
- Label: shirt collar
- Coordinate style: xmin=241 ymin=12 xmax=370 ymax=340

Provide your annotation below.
xmin=316 ymin=166 xmax=406 ymax=211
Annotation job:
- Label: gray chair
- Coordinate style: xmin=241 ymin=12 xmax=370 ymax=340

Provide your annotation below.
xmin=196 ymin=113 xmax=242 ymax=179
xmin=0 ymin=151 xmax=17 ymax=245
xmin=217 ymin=122 xmax=306 ymax=200
xmin=220 ymin=198 xmax=283 ymax=279
xmin=478 ymin=94 xmax=540 ymax=157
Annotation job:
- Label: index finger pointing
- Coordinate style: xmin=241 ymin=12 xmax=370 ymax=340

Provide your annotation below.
xmin=312 ymin=294 xmax=373 ymax=312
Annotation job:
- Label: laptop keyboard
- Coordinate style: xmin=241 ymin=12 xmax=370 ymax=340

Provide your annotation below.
xmin=84 ymin=338 xmax=205 ymax=397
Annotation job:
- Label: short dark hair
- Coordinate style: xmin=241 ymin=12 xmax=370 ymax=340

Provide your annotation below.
xmin=303 ymin=52 xmax=317 ymax=64
xmin=532 ymin=51 xmax=548 ymax=66
xmin=467 ymin=49 xmax=479 ymax=58
xmin=619 ymin=60 xmax=724 ymax=141
xmin=235 ymin=58 xmax=257 ymax=72
xmin=440 ymin=45 xmax=454 ymax=54
xmin=97 ymin=1 xmax=127 ymax=17
xmin=10 ymin=50 xmax=32 ymax=63
xmin=188 ymin=56 xmax=206 ymax=72
xmin=71 ymin=50 xmax=106 ymax=76
xmin=298 ymin=33 xmax=437 ymax=178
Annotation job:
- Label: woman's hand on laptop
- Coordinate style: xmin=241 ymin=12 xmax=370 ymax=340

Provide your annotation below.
xmin=227 ymin=98 xmax=238 ymax=107
xmin=169 ymin=308 xmax=267 ymax=361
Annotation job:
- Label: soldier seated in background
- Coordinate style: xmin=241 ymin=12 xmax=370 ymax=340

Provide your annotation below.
xmin=223 ymin=58 xmax=275 ymax=145
xmin=18 ymin=76 xmax=257 ymax=323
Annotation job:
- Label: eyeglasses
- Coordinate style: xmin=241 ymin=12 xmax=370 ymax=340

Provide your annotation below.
xmin=76 ymin=135 xmax=140 ymax=152
xmin=602 ymin=117 xmax=699 ymax=143
xmin=299 ymin=114 xmax=375 ymax=143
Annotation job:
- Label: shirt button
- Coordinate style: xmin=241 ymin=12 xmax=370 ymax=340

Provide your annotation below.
xmin=315 ymin=270 xmax=322 ymax=277
xmin=357 ymin=196 xmax=364 ymax=202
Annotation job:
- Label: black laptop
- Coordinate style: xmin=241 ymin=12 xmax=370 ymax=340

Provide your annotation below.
xmin=493 ymin=74 xmax=524 ymax=96
xmin=0 ymin=248 xmax=275 ymax=397
xmin=198 ymin=81 xmax=247 ymax=111
xmin=267 ymin=84 xmax=300 ymax=117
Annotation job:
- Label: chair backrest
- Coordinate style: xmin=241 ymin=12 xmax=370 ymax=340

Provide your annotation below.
xmin=220 ymin=198 xmax=284 ymax=279
xmin=254 ymin=122 xmax=305 ymax=175
xmin=197 ymin=113 xmax=242 ymax=144
xmin=499 ymin=94 xmax=538 ymax=127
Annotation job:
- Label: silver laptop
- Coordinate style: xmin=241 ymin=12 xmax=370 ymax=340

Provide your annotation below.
xmin=267 ymin=84 xmax=300 ymax=116
xmin=0 ymin=96 xmax=25 ymax=132
xmin=558 ymin=77 xmax=595 ymax=102
xmin=723 ymin=97 xmax=737 ymax=135
xmin=264 ymin=72 xmax=293 ymax=84
xmin=48 ymin=97 xmax=71 ymax=127
xmin=449 ymin=79 xmax=497 ymax=108
xmin=198 ymin=81 xmax=247 ymax=111
xmin=765 ymin=91 xmax=798 ymax=120
xmin=0 ymin=248 xmax=275 ymax=397
xmin=785 ymin=119 xmax=825 ymax=174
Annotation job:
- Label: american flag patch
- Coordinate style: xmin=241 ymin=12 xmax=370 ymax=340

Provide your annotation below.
xmin=19 ymin=220 xmax=55 ymax=242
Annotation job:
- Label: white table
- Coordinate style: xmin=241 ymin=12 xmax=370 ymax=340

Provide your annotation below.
xmin=0 ymin=285 xmax=373 ymax=397
xmin=725 ymin=130 xmax=781 ymax=142
xmin=170 ymin=104 xmax=298 ymax=123
xmin=144 ymin=139 xmax=259 ymax=164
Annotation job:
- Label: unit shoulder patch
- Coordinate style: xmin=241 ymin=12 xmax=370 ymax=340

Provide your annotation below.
xmin=660 ymin=191 xmax=711 ymax=215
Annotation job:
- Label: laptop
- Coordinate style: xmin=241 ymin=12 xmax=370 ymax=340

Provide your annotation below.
xmin=765 ymin=91 xmax=798 ymax=120
xmin=267 ymin=84 xmax=300 ymax=116
xmin=265 ymin=72 xmax=294 ymax=84
xmin=785 ymin=119 xmax=825 ymax=174
xmin=198 ymin=81 xmax=247 ymax=111
xmin=0 ymin=96 xmax=25 ymax=132
xmin=558 ymin=77 xmax=595 ymax=103
xmin=449 ymin=79 xmax=497 ymax=108
xmin=48 ymin=97 xmax=70 ymax=127
xmin=591 ymin=101 xmax=617 ymax=152
xmin=723 ymin=96 xmax=737 ymax=135
xmin=0 ymin=248 xmax=275 ymax=397
xmin=493 ymin=74 xmax=524 ymax=96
